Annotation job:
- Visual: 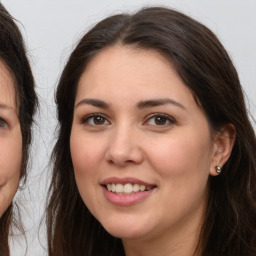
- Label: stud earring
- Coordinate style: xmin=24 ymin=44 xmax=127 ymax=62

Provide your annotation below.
xmin=215 ymin=166 xmax=221 ymax=174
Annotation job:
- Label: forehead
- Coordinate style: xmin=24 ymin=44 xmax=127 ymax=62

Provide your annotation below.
xmin=78 ymin=46 xmax=175 ymax=90
xmin=85 ymin=45 xmax=173 ymax=76
xmin=0 ymin=61 xmax=16 ymax=109
xmin=76 ymin=45 xmax=193 ymax=103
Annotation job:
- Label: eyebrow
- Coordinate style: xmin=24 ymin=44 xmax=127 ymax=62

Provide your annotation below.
xmin=137 ymin=98 xmax=186 ymax=110
xmin=75 ymin=99 xmax=110 ymax=109
xmin=75 ymin=98 xmax=186 ymax=110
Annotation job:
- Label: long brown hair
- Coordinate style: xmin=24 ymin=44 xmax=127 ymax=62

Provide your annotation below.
xmin=47 ymin=7 xmax=256 ymax=256
xmin=0 ymin=3 xmax=37 ymax=255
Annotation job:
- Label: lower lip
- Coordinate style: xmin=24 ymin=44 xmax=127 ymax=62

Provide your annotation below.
xmin=102 ymin=186 xmax=155 ymax=206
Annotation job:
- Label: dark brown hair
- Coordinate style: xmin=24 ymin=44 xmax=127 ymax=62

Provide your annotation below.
xmin=47 ymin=7 xmax=256 ymax=256
xmin=0 ymin=3 xmax=37 ymax=255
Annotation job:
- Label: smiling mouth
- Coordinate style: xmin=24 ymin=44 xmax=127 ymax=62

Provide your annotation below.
xmin=105 ymin=183 xmax=155 ymax=195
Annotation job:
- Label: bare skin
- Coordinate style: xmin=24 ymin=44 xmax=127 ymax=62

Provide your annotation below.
xmin=0 ymin=61 xmax=22 ymax=217
xmin=70 ymin=46 xmax=235 ymax=256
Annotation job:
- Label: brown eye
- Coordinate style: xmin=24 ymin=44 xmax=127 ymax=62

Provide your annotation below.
xmin=81 ymin=114 xmax=110 ymax=126
xmin=154 ymin=116 xmax=168 ymax=125
xmin=145 ymin=114 xmax=175 ymax=126
xmin=93 ymin=116 xmax=105 ymax=125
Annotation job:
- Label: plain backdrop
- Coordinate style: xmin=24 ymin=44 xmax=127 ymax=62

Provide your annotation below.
xmin=1 ymin=0 xmax=255 ymax=255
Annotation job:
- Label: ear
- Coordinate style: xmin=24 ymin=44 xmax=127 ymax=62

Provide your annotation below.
xmin=209 ymin=123 xmax=236 ymax=176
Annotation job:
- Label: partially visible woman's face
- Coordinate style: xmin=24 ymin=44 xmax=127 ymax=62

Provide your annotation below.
xmin=0 ymin=61 xmax=22 ymax=217
xmin=70 ymin=46 xmax=218 ymax=244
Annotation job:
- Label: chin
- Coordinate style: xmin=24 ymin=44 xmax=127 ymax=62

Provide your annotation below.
xmin=103 ymin=221 xmax=149 ymax=240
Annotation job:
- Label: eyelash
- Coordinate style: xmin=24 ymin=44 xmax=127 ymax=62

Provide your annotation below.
xmin=144 ymin=113 xmax=176 ymax=127
xmin=81 ymin=113 xmax=110 ymax=126
xmin=0 ymin=117 xmax=8 ymax=129
xmin=80 ymin=113 xmax=176 ymax=127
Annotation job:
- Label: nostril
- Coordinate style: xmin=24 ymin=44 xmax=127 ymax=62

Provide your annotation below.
xmin=125 ymin=160 xmax=135 ymax=163
xmin=106 ymin=158 xmax=142 ymax=167
xmin=105 ymin=145 xmax=144 ymax=166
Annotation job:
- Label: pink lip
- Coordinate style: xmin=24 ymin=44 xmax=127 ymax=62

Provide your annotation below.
xmin=101 ymin=177 xmax=156 ymax=206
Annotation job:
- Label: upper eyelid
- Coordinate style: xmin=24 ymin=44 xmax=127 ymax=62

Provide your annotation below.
xmin=145 ymin=113 xmax=176 ymax=121
xmin=82 ymin=113 xmax=109 ymax=119
xmin=78 ymin=112 xmax=176 ymax=124
xmin=0 ymin=117 xmax=8 ymax=127
xmin=81 ymin=113 xmax=110 ymax=123
xmin=0 ymin=117 xmax=7 ymax=122
xmin=143 ymin=113 xmax=177 ymax=128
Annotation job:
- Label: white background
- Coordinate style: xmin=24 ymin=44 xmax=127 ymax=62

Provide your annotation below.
xmin=1 ymin=0 xmax=255 ymax=255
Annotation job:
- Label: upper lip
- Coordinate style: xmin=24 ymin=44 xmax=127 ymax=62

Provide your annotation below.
xmin=101 ymin=177 xmax=156 ymax=187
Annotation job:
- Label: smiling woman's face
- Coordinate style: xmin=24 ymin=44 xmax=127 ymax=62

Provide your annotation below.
xmin=0 ymin=61 xmax=22 ymax=217
xmin=70 ymin=46 xmax=220 ymax=246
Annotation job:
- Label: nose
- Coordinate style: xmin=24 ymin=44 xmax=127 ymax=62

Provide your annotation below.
xmin=105 ymin=126 xmax=144 ymax=166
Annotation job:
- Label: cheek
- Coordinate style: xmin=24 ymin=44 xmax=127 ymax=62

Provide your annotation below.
xmin=70 ymin=132 xmax=107 ymax=215
xmin=146 ymin=131 xmax=213 ymax=183
xmin=0 ymin=133 xmax=22 ymax=216
xmin=70 ymin=130 xmax=108 ymax=206
xmin=144 ymin=132 xmax=213 ymax=224
xmin=70 ymin=134 xmax=105 ymax=177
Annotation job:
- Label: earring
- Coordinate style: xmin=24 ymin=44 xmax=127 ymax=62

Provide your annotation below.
xmin=215 ymin=166 xmax=221 ymax=174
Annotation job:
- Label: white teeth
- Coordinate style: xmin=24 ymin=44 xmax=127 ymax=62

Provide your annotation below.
xmin=111 ymin=184 xmax=116 ymax=192
xmin=133 ymin=184 xmax=140 ymax=192
xmin=106 ymin=183 xmax=153 ymax=194
xmin=139 ymin=185 xmax=146 ymax=191
xmin=124 ymin=183 xmax=133 ymax=194
xmin=115 ymin=184 xmax=123 ymax=193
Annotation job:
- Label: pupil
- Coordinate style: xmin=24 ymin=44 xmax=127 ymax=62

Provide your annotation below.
xmin=94 ymin=116 xmax=104 ymax=124
xmin=155 ymin=116 xmax=166 ymax=125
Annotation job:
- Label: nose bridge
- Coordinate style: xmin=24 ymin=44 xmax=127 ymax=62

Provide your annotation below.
xmin=105 ymin=120 xmax=143 ymax=165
